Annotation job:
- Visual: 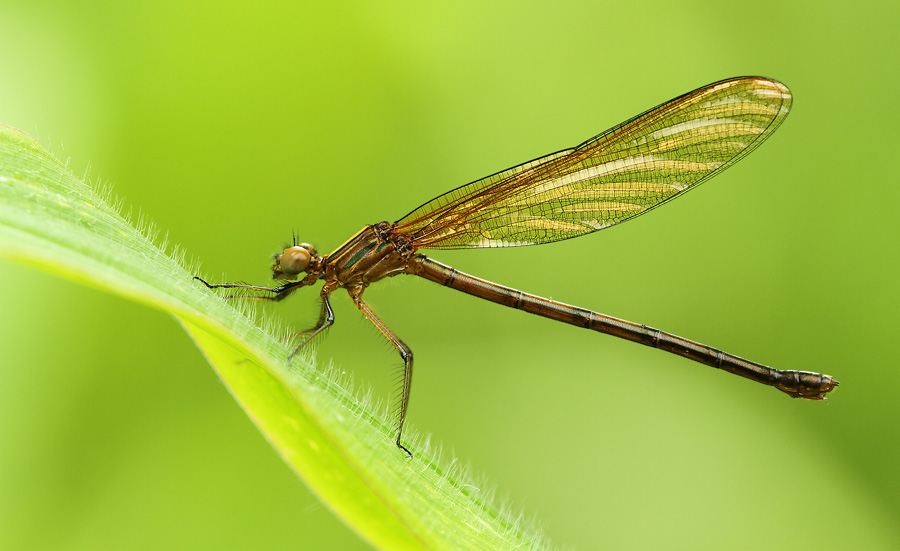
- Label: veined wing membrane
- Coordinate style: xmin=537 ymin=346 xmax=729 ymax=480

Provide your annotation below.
xmin=394 ymin=77 xmax=792 ymax=250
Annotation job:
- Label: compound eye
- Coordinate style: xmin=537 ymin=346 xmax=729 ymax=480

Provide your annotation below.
xmin=279 ymin=246 xmax=311 ymax=276
xmin=298 ymin=243 xmax=317 ymax=256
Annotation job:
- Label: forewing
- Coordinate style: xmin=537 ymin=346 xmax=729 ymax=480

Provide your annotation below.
xmin=394 ymin=77 xmax=792 ymax=249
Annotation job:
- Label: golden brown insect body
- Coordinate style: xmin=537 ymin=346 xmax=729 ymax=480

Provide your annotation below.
xmin=196 ymin=77 xmax=839 ymax=456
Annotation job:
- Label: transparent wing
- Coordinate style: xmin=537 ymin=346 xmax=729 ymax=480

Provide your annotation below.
xmin=394 ymin=76 xmax=792 ymax=249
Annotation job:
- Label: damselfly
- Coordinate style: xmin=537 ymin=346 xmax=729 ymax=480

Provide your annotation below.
xmin=196 ymin=77 xmax=838 ymax=455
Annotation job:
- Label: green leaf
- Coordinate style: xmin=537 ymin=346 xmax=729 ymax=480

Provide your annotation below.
xmin=0 ymin=124 xmax=554 ymax=551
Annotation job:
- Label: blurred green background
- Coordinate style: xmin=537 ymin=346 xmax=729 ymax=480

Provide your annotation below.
xmin=1 ymin=1 xmax=898 ymax=549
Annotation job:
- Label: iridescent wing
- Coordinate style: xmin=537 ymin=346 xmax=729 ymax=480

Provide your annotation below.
xmin=394 ymin=77 xmax=792 ymax=249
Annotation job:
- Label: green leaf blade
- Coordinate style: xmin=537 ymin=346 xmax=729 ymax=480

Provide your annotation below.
xmin=0 ymin=124 xmax=553 ymax=551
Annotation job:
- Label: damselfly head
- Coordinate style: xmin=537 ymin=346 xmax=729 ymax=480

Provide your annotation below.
xmin=273 ymin=243 xmax=318 ymax=280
